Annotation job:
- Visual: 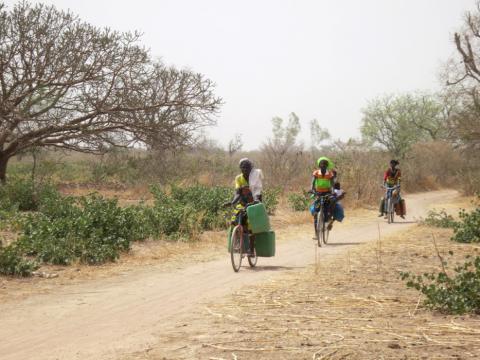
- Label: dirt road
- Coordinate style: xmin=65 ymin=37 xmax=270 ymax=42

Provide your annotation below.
xmin=0 ymin=190 xmax=458 ymax=360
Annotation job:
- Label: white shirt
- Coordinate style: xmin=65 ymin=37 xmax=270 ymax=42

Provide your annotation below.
xmin=334 ymin=189 xmax=345 ymax=204
xmin=249 ymin=168 xmax=264 ymax=199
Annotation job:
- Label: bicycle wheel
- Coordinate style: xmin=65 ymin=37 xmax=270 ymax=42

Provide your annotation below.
xmin=387 ymin=198 xmax=394 ymax=224
xmin=247 ymin=247 xmax=257 ymax=267
xmin=324 ymin=219 xmax=330 ymax=245
xmin=230 ymin=225 xmax=243 ymax=272
xmin=316 ymin=208 xmax=325 ymax=247
xmin=390 ymin=200 xmax=395 ymax=223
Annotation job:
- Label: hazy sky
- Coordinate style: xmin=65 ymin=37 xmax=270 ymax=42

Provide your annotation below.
xmin=4 ymin=0 xmax=477 ymax=149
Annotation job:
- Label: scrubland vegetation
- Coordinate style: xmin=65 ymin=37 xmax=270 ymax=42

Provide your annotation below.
xmin=0 ymin=1 xmax=480 ymax=323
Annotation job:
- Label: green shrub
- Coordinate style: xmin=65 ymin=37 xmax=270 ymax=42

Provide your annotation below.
xmin=16 ymin=195 xmax=147 ymax=265
xmin=452 ymin=207 xmax=480 ymax=243
xmin=1 ymin=183 xmax=281 ymax=274
xmin=150 ymin=184 xmax=231 ymax=237
xmin=401 ymin=255 xmax=480 ymax=314
xmin=288 ymin=192 xmax=310 ymax=211
xmin=0 ymin=178 xmax=59 ymax=212
xmin=263 ymin=187 xmax=280 ymax=215
xmin=170 ymin=185 xmax=231 ymax=230
xmin=0 ymin=244 xmax=38 ymax=276
xmin=423 ymin=209 xmax=458 ymax=228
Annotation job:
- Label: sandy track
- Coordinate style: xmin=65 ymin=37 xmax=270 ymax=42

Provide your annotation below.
xmin=0 ymin=190 xmax=458 ymax=360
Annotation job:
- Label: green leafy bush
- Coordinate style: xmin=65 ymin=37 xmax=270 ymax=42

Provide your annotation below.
xmin=0 ymin=178 xmax=58 ymax=212
xmin=288 ymin=192 xmax=310 ymax=211
xmin=423 ymin=209 xmax=458 ymax=228
xmin=16 ymin=195 xmax=147 ymax=265
xmin=263 ymin=187 xmax=280 ymax=215
xmin=452 ymin=207 xmax=480 ymax=243
xmin=170 ymin=185 xmax=231 ymax=230
xmin=150 ymin=184 xmax=231 ymax=237
xmin=0 ymin=244 xmax=38 ymax=276
xmin=401 ymin=255 xmax=480 ymax=314
xmin=1 ymin=183 xmax=281 ymax=275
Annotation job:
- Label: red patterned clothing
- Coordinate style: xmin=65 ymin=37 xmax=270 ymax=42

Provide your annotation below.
xmin=384 ymin=168 xmax=401 ymax=187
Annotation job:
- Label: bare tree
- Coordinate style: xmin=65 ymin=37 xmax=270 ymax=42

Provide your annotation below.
xmin=227 ymin=133 xmax=243 ymax=157
xmin=309 ymin=118 xmax=330 ymax=151
xmin=0 ymin=2 xmax=221 ymax=182
xmin=445 ymin=1 xmax=480 ymax=150
xmin=260 ymin=112 xmax=304 ymax=187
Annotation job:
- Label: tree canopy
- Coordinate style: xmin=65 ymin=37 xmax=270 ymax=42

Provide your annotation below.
xmin=360 ymin=93 xmax=447 ymax=158
xmin=0 ymin=2 xmax=221 ymax=182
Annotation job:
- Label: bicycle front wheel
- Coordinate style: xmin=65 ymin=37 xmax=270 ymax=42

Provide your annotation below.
xmin=230 ymin=225 xmax=243 ymax=272
xmin=387 ymin=198 xmax=394 ymax=224
xmin=316 ymin=208 xmax=325 ymax=247
xmin=324 ymin=220 xmax=330 ymax=245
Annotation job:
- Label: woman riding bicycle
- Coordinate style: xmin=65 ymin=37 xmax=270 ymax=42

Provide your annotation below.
xmin=379 ymin=159 xmax=404 ymax=219
xmin=310 ymin=157 xmax=344 ymax=235
xmin=224 ymin=158 xmax=263 ymax=256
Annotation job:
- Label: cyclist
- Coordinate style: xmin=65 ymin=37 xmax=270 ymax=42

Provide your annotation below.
xmin=224 ymin=158 xmax=263 ymax=255
xmin=379 ymin=159 xmax=404 ymax=218
xmin=310 ymin=157 xmax=341 ymax=234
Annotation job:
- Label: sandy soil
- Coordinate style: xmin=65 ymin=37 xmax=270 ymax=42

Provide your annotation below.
xmin=135 ymin=221 xmax=480 ymax=360
xmin=0 ymin=190 xmax=464 ymax=359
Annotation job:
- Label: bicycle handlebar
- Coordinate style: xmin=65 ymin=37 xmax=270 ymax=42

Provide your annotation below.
xmin=383 ymin=184 xmax=400 ymax=190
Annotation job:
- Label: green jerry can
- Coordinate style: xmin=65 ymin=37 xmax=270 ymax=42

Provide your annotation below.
xmin=227 ymin=227 xmax=250 ymax=252
xmin=254 ymin=231 xmax=275 ymax=257
xmin=246 ymin=203 xmax=271 ymax=234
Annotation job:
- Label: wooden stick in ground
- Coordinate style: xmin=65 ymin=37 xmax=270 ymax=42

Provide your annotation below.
xmin=377 ymin=222 xmax=383 ymax=277
xmin=431 ymin=233 xmax=448 ymax=277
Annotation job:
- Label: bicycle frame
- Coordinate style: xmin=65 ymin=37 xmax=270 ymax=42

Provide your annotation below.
xmin=384 ymin=185 xmax=399 ymax=223
xmin=384 ymin=186 xmax=399 ymax=205
xmin=314 ymin=192 xmax=334 ymax=218
xmin=313 ymin=192 xmax=334 ymax=246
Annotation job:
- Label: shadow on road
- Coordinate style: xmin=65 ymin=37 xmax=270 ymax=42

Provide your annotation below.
xmin=326 ymin=242 xmax=361 ymax=247
xmin=247 ymin=265 xmax=302 ymax=272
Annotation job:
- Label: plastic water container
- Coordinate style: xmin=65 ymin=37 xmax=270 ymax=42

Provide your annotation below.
xmin=254 ymin=231 xmax=275 ymax=257
xmin=246 ymin=203 xmax=271 ymax=234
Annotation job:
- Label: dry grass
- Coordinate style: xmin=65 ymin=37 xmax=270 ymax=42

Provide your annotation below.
xmin=130 ymin=225 xmax=480 ymax=360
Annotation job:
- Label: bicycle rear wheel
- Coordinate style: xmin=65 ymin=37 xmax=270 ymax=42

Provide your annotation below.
xmin=316 ymin=208 xmax=325 ymax=247
xmin=247 ymin=247 xmax=257 ymax=267
xmin=230 ymin=225 xmax=243 ymax=272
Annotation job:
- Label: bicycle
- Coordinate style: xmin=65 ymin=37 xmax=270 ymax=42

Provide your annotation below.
xmin=383 ymin=185 xmax=400 ymax=224
xmin=228 ymin=203 xmax=257 ymax=272
xmin=311 ymin=191 xmax=335 ymax=247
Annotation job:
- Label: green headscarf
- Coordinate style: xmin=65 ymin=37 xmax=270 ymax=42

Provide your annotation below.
xmin=316 ymin=156 xmax=335 ymax=170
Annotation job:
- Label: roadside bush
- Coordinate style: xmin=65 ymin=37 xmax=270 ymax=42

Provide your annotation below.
xmin=401 ymin=255 xmax=480 ymax=314
xmin=263 ymin=187 xmax=280 ymax=215
xmin=0 ymin=178 xmax=59 ymax=212
xmin=423 ymin=209 xmax=458 ymax=228
xmin=1 ymin=182 xmax=282 ymax=275
xmin=288 ymin=192 xmax=310 ymax=211
xmin=0 ymin=244 xmax=38 ymax=276
xmin=170 ymin=185 xmax=231 ymax=230
xmin=452 ymin=206 xmax=480 ymax=243
xmin=16 ymin=195 xmax=147 ymax=265
xmin=150 ymin=184 xmax=231 ymax=238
